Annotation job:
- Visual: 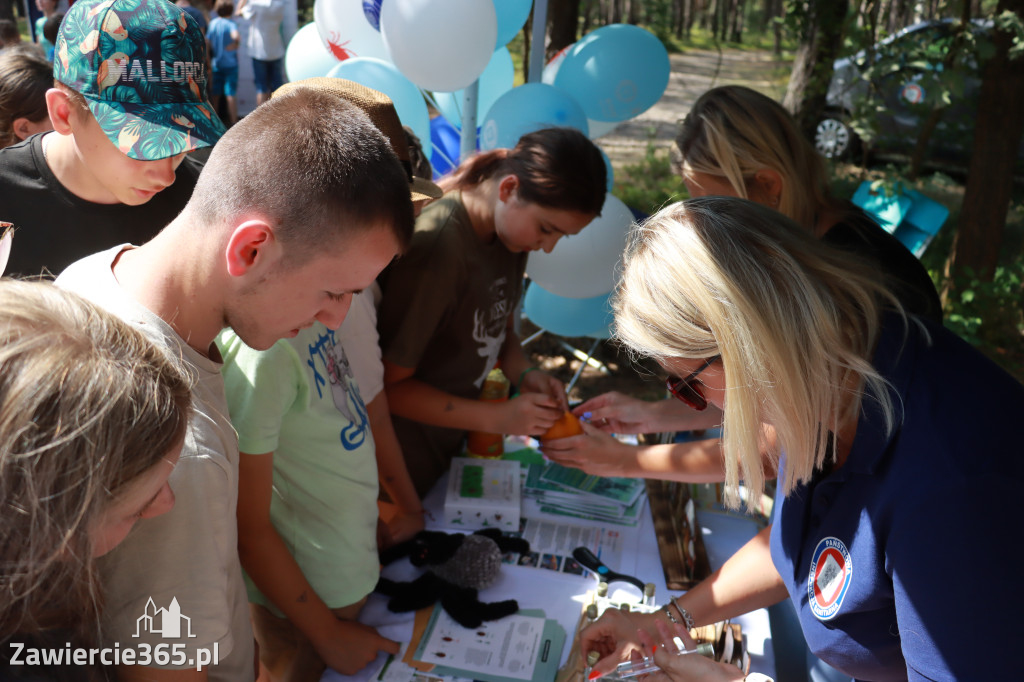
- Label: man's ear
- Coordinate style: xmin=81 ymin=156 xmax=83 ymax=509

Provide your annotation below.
xmin=45 ymin=88 xmax=75 ymax=135
xmin=224 ymin=220 xmax=277 ymax=277
xmin=497 ymin=174 xmax=519 ymax=202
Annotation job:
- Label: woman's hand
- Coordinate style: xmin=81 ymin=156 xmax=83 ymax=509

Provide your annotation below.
xmin=574 ymin=392 xmax=724 ymax=435
xmin=519 ymin=368 xmax=569 ymax=412
xmin=497 ymin=392 xmax=562 ymax=437
xmin=573 ymin=392 xmax=661 ymax=434
xmin=639 ymin=619 xmax=745 ymax=682
xmin=581 ymin=608 xmax=662 ymax=677
xmin=540 ymin=421 xmax=638 ymax=478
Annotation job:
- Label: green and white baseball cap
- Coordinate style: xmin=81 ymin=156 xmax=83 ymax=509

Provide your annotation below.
xmin=54 ymin=0 xmax=226 ymax=160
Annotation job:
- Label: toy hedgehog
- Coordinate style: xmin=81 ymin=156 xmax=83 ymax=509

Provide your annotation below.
xmin=375 ymin=528 xmax=531 ymax=628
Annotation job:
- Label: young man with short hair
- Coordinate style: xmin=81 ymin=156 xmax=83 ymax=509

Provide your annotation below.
xmin=57 ymin=86 xmax=414 ymax=682
xmin=0 ymin=0 xmax=225 ymax=277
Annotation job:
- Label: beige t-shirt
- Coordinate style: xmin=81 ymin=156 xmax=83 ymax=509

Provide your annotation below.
xmin=56 ymin=245 xmax=253 ymax=681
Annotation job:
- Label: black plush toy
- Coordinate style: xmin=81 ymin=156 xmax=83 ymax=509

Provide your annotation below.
xmin=375 ymin=528 xmax=531 ymax=628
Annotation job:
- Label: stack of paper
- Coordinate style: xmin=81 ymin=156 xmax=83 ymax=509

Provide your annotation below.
xmin=522 ymin=462 xmax=647 ymax=526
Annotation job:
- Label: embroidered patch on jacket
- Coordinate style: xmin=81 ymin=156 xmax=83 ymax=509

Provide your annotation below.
xmin=807 ymin=536 xmax=852 ymax=620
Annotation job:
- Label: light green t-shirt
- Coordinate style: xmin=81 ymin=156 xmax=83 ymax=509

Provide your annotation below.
xmin=218 ymin=312 xmax=380 ymax=612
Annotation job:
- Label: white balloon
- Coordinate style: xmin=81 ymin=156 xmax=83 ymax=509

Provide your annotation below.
xmin=587 ymin=118 xmax=620 ymax=139
xmin=541 ymin=42 xmax=573 ymax=85
xmin=526 ymin=195 xmax=635 ymax=299
xmin=380 ymin=0 xmax=497 ymax=92
xmin=285 ymin=23 xmax=341 ymax=82
xmin=313 ymin=0 xmax=391 ymax=62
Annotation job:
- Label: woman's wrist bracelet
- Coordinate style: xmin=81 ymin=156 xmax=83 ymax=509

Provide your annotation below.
xmin=670 ymin=596 xmax=695 ymax=630
xmin=661 ymin=604 xmax=680 ymax=625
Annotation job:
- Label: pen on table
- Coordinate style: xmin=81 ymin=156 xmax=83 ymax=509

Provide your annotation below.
xmin=587 ymin=643 xmax=716 ymax=680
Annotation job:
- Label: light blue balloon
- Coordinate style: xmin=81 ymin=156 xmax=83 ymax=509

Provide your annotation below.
xmin=432 ymin=47 xmax=514 ymax=129
xmin=553 ymin=24 xmax=670 ymax=122
xmin=493 ymin=0 xmax=532 ymax=48
xmin=326 ymin=57 xmax=430 ymax=154
xmin=285 ymin=23 xmax=341 ymax=82
xmin=523 ymin=282 xmax=613 ymax=339
xmin=480 ymin=83 xmax=588 ymax=150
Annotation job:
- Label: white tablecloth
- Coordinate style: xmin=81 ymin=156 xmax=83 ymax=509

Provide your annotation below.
xmin=321 ymin=474 xmax=775 ymax=682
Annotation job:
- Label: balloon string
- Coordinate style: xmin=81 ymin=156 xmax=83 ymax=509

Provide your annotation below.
xmin=430 ymin=140 xmax=457 ymax=174
xmin=421 ymin=87 xmax=462 ymax=128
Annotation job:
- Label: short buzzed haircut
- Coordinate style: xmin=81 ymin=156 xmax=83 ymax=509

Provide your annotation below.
xmin=189 ymin=88 xmax=414 ymax=262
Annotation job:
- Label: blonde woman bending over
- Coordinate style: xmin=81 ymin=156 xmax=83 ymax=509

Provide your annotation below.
xmin=0 ymin=280 xmax=190 ymax=678
xmin=546 ymin=85 xmax=940 ymax=483
xmin=580 ymin=197 xmax=1023 ymax=681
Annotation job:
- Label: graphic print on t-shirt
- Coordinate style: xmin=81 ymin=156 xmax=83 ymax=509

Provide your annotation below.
xmin=807 ymin=536 xmax=853 ymax=621
xmin=306 ymin=328 xmax=369 ymax=450
xmin=471 ymin=277 xmax=512 ymax=388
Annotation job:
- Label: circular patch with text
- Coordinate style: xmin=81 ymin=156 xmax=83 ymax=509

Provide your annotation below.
xmin=901 ymin=82 xmax=925 ymax=104
xmin=807 ymin=536 xmax=853 ymax=621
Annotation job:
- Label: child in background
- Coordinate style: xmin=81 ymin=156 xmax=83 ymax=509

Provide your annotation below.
xmin=0 ymin=279 xmax=190 ymax=675
xmin=219 ymin=78 xmax=442 ymax=682
xmin=377 ymin=127 xmax=607 ymax=496
xmin=207 ymin=0 xmax=239 ymax=124
xmin=0 ymin=48 xmax=52 ymax=148
xmin=0 ymin=20 xmax=20 ymax=49
xmin=42 ymin=12 xmax=61 ymax=58
xmin=34 ymin=0 xmax=56 ymax=58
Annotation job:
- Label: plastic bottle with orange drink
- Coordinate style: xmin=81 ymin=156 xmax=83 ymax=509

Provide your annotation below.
xmin=465 ymin=367 xmax=511 ymax=458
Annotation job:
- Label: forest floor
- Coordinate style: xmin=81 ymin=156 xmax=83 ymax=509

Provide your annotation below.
xmin=524 ymin=46 xmax=790 ymax=406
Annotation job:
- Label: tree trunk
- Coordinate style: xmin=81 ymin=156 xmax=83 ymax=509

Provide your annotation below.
xmin=610 ymin=0 xmax=623 ymax=23
xmin=782 ymin=0 xmax=849 ymax=140
xmin=906 ymin=1 xmax=972 ymax=180
xmin=730 ymin=0 xmax=746 ymax=43
xmin=522 ymin=13 xmax=532 ymax=81
xmin=548 ymin=0 xmax=581 ymax=60
xmin=627 ymin=0 xmax=641 ymax=24
xmin=945 ymin=0 xmax=1024 ymax=283
xmin=581 ymin=0 xmax=595 ymax=34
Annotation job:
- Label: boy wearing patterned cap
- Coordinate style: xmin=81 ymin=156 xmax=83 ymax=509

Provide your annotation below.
xmin=0 ymin=0 xmax=226 ymax=277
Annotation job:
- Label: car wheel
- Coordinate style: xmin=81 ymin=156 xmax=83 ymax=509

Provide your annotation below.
xmin=814 ymin=112 xmax=859 ymax=160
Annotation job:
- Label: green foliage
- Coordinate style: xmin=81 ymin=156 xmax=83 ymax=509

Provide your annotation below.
xmin=942 ymin=258 xmax=1024 ymax=378
xmin=611 ymin=137 xmax=685 ymax=217
xmin=844 ymin=21 xmax=992 ymax=160
xmin=995 ymin=9 xmax=1024 ymax=60
xmin=609 ymin=145 xmax=1024 ymax=381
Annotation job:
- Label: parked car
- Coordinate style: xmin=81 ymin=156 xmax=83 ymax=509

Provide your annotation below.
xmin=815 ymin=18 xmax=1020 ymax=171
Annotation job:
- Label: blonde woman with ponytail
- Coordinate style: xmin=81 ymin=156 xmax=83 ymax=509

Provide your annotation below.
xmin=580 ymin=198 xmax=1024 ymax=681
xmin=377 ymin=127 xmax=607 ymax=496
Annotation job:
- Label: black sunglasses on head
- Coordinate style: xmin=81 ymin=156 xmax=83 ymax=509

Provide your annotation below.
xmin=666 ymin=355 xmax=719 ymax=411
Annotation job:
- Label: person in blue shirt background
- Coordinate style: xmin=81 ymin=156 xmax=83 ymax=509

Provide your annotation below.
xmin=581 ymin=196 xmax=1024 ymax=681
xmin=207 ymin=0 xmax=240 ymax=125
